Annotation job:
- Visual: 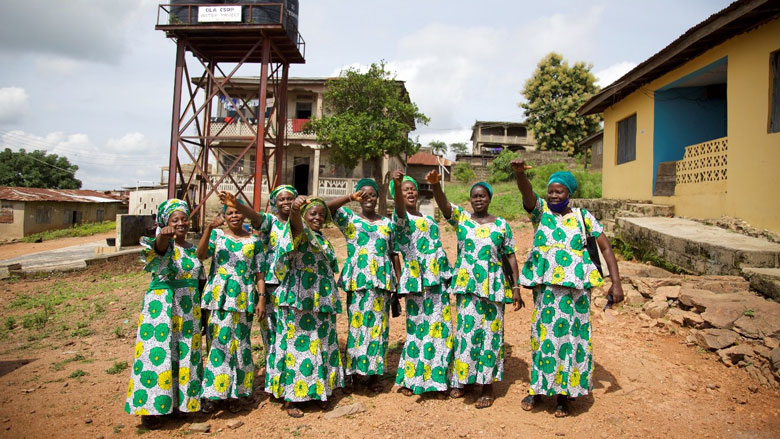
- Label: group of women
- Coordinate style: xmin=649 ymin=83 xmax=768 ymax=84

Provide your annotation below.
xmin=124 ymin=158 xmax=624 ymax=428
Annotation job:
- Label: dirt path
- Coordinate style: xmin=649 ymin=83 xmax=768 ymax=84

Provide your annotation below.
xmin=0 ymin=219 xmax=778 ymax=438
xmin=0 ymin=232 xmax=114 ymax=261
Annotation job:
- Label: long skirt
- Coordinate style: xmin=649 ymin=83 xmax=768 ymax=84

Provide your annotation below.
xmin=529 ymin=285 xmax=593 ymax=397
xmin=450 ymin=294 xmax=505 ymax=387
xmin=265 ymin=306 xmax=345 ymax=402
xmin=202 ymin=310 xmax=255 ymax=400
xmin=125 ymin=283 xmax=203 ymax=415
xmin=345 ymin=288 xmax=391 ymax=377
xmin=260 ymin=285 xmax=278 ymax=362
xmin=394 ymin=285 xmax=454 ymax=394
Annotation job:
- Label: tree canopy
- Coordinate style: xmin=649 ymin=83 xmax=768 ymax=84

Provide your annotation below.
xmin=309 ymin=61 xmax=429 ymax=185
xmin=0 ymin=148 xmax=81 ymax=189
xmin=428 ymin=140 xmax=447 ymax=156
xmin=520 ymin=52 xmax=602 ymax=155
xmin=449 ymin=142 xmax=468 ymax=156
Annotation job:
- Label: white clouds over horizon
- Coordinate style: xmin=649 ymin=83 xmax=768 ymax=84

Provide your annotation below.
xmin=0 ymin=87 xmax=29 ymax=124
xmin=595 ymin=61 xmax=638 ymax=88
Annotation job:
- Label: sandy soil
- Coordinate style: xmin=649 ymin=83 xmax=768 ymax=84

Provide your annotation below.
xmin=0 ymin=219 xmax=778 ymax=439
xmin=0 ymin=232 xmax=115 ymax=261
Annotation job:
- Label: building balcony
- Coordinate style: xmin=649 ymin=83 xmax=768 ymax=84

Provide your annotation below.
xmin=209 ymin=118 xmax=315 ymax=141
xmin=474 ymin=134 xmax=530 ymax=145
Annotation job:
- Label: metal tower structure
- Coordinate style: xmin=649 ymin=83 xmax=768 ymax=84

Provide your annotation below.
xmin=155 ymin=2 xmax=305 ymax=230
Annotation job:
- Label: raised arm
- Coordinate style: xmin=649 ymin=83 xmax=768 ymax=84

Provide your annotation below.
xmin=326 ymin=190 xmax=365 ymax=216
xmin=511 ymin=159 xmax=536 ymax=212
xmin=219 ymin=191 xmax=264 ymax=226
xmin=289 ymin=196 xmax=307 ymax=239
xmin=426 ymin=170 xmax=452 ymax=219
xmin=391 ymin=169 xmax=406 ymax=217
xmin=154 ymin=227 xmax=174 ymax=255
xmin=196 ymin=214 xmax=224 ymax=260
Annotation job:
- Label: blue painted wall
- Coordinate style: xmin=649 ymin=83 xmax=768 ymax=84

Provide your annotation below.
xmin=652 ymin=86 xmax=727 ymax=190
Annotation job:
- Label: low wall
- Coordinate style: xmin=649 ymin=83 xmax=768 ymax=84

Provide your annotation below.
xmin=116 ymin=214 xmax=156 ymax=250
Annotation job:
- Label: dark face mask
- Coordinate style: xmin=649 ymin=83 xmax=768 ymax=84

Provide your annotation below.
xmin=548 ymin=198 xmax=569 ymax=213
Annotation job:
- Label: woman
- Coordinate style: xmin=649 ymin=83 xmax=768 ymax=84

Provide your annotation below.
xmin=125 ymin=199 xmax=205 ymax=430
xmin=268 ymin=196 xmax=345 ymax=417
xmin=427 ymin=171 xmax=523 ymax=409
xmin=326 ymin=178 xmax=399 ymax=394
xmin=391 ymin=170 xmax=454 ymax=396
xmin=511 ymin=159 xmax=624 ymax=417
xmin=219 ymin=185 xmax=297 ymax=397
xmin=197 ymin=202 xmax=264 ymax=413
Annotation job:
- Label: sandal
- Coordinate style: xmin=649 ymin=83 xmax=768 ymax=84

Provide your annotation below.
xmin=449 ymin=388 xmax=465 ymax=399
xmin=285 ymin=403 xmax=304 ymax=418
xmin=521 ymin=394 xmax=538 ymax=411
xmin=399 ymin=387 xmax=414 ymax=397
xmin=554 ymin=395 xmax=570 ymax=418
xmin=200 ymin=399 xmax=216 ymax=415
xmin=475 ymin=395 xmax=494 ymax=409
xmin=228 ymin=399 xmax=242 ymax=414
xmin=140 ymin=415 xmax=163 ymax=430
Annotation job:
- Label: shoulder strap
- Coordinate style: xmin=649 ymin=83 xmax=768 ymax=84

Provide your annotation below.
xmin=576 ymin=208 xmax=590 ymax=243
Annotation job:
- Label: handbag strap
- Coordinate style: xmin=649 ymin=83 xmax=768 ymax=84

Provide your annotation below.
xmin=576 ymin=208 xmax=590 ymax=244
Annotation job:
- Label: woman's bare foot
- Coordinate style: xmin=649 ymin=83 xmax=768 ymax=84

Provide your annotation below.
xmin=284 ymin=402 xmax=304 ymax=418
xmin=475 ymin=384 xmax=494 ymax=409
xmin=399 ymin=387 xmax=414 ymax=397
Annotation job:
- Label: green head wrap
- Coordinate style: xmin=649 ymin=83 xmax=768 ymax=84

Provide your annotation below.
xmin=269 ymin=185 xmax=298 ymax=211
xmin=301 ymin=197 xmax=332 ymax=224
xmin=388 ymin=176 xmax=418 ymax=198
xmin=354 ymin=178 xmax=379 ymax=194
xmin=547 ymin=171 xmax=578 ymax=195
xmin=156 ymin=198 xmax=190 ymax=228
xmin=470 ymin=181 xmax=493 ymax=199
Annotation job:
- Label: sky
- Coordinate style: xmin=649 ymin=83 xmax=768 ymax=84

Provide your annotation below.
xmin=0 ymin=0 xmax=733 ymax=190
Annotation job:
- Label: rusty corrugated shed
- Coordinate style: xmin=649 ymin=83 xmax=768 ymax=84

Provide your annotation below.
xmin=407 ymin=151 xmax=454 ymax=167
xmin=0 ymin=187 xmax=122 ymax=203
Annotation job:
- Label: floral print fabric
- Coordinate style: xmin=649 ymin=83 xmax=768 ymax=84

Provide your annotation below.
xmin=125 ymin=240 xmax=204 ymax=416
xmin=334 ymin=207 xmax=396 ymax=292
xmin=202 ymin=310 xmax=255 ymax=400
xmin=448 ymin=203 xmax=516 ymax=303
xmin=394 ymin=285 xmax=454 ymax=394
xmin=529 ymin=285 xmax=592 ymax=397
xmin=520 ymin=196 xmax=604 ymax=290
xmin=202 ymin=228 xmax=263 ymax=313
xmin=393 ymin=212 xmax=453 ymax=294
xmin=250 ymin=212 xmax=285 ymax=284
xmin=451 ymin=294 xmax=505 ymax=387
xmin=345 ymin=288 xmax=391 ymax=377
xmin=265 ymin=307 xmax=345 ymax=401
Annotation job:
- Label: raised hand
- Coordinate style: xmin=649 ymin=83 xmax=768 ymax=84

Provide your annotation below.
xmin=510 ymin=158 xmax=532 ymax=174
xmin=158 ymin=225 xmax=176 ymax=238
xmin=425 ymin=170 xmax=441 ymax=185
xmin=392 ymin=169 xmax=405 ymax=183
xmin=351 ymin=189 xmax=367 ymax=202
xmin=208 ymin=214 xmax=225 ymax=230
xmin=219 ymin=191 xmax=238 ymax=209
xmin=291 ymin=195 xmax=308 ymax=212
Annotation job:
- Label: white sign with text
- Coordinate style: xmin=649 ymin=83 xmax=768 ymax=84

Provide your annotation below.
xmin=198 ymin=5 xmax=241 ymax=22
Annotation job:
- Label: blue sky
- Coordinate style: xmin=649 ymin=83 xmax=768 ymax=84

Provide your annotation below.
xmin=0 ymin=0 xmax=732 ymax=189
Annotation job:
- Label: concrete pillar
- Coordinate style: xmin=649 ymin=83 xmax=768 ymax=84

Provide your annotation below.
xmin=312 ymin=147 xmax=321 ymax=196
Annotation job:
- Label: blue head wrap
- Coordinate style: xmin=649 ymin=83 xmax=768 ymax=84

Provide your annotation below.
xmin=547 ymin=171 xmax=578 ymax=195
xmin=470 ymin=181 xmax=493 ymax=199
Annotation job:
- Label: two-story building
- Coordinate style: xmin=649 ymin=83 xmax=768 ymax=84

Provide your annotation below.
xmin=459 ymin=120 xmax=537 ymax=167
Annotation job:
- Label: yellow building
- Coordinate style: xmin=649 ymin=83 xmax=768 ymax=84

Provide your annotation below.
xmin=579 ymin=0 xmax=780 ymax=233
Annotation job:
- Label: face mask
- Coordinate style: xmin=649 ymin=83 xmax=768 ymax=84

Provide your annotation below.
xmin=548 ymin=198 xmax=569 ymax=213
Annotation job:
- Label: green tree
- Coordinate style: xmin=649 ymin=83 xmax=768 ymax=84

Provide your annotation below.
xmin=520 ymin=52 xmax=601 ymax=155
xmin=309 ymin=61 xmax=429 ymax=209
xmin=486 ymin=149 xmax=523 ymax=184
xmin=0 ymin=148 xmax=81 ymax=189
xmin=428 ymin=140 xmax=447 ymax=156
xmin=453 ymin=162 xmax=476 ymax=183
xmin=449 ymin=142 xmax=468 ymax=157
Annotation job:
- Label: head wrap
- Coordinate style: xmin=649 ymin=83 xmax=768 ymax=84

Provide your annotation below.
xmin=156 ymin=198 xmax=190 ymax=228
xmin=269 ymin=184 xmax=298 ymax=211
xmin=221 ymin=196 xmax=245 ymax=214
xmin=388 ymin=175 xmax=418 ymax=198
xmin=301 ymin=197 xmax=332 ymax=224
xmin=470 ymin=181 xmax=493 ymax=199
xmin=354 ymin=178 xmax=379 ymax=194
xmin=547 ymin=171 xmax=578 ymax=196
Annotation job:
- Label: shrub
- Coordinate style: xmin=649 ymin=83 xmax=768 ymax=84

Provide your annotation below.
xmin=487 ymin=150 xmax=524 ymax=183
xmin=453 ymin=162 xmax=476 ymax=183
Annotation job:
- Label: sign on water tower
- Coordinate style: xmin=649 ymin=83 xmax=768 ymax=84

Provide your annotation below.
xmin=198 ymin=5 xmax=241 ymax=23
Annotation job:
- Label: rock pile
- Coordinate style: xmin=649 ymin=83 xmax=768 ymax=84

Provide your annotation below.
xmin=601 ymin=261 xmax=780 ymax=388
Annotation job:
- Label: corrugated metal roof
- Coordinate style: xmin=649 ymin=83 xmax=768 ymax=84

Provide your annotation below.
xmin=407 ymin=151 xmax=454 ymax=167
xmin=0 ymin=187 xmax=122 ymax=203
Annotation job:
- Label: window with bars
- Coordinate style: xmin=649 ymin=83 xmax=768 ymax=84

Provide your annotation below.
xmin=770 ymin=50 xmax=780 ymax=133
xmin=617 ymin=114 xmax=637 ymax=164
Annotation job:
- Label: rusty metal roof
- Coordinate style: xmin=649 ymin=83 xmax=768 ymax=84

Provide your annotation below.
xmin=407 ymin=151 xmax=454 ymax=167
xmin=0 ymin=187 xmax=123 ymax=203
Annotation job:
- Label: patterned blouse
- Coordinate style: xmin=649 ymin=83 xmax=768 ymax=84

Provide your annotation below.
xmin=202 ymin=228 xmax=263 ymax=313
xmin=273 ymin=223 xmax=342 ymax=314
xmin=393 ymin=211 xmax=453 ymax=295
xmin=334 ymin=207 xmax=396 ymax=292
xmin=251 ymin=212 xmax=287 ymax=285
xmin=140 ymin=237 xmax=205 ymax=284
xmin=448 ymin=203 xmax=516 ymax=303
xmin=519 ymin=195 xmax=604 ymax=290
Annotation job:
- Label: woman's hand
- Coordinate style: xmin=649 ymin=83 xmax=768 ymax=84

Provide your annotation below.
xmin=158 ymin=225 xmax=176 ymax=238
xmin=291 ymin=196 xmax=308 ymax=212
xmin=218 ymin=191 xmax=238 ymax=209
xmin=511 ymin=159 xmax=531 ymax=175
xmin=392 ymin=169 xmax=405 ymax=184
xmin=208 ymin=214 xmax=224 ymax=230
xmin=512 ymin=286 xmax=525 ymax=311
xmin=351 ymin=189 xmax=367 ymax=202
xmin=608 ymin=281 xmax=625 ymax=304
xmin=425 ymin=170 xmax=441 ymax=185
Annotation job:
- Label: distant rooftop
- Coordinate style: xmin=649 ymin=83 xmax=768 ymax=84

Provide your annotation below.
xmin=0 ymin=187 xmax=123 ymax=203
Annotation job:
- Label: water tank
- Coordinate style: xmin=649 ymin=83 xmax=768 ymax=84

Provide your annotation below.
xmin=241 ymin=1 xmax=282 ymax=25
xmin=285 ymin=0 xmax=299 ymax=43
xmin=170 ymin=0 xmax=224 ymax=25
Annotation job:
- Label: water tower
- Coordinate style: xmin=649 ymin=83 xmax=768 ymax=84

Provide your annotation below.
xmin=155 ymin=1 xmax=305 ymax=229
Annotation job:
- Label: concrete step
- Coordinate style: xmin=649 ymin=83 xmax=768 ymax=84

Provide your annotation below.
xmin=742 ymin=267 xmax=780 ymax=302
xmin=625 ymin=202 xmax=674 ymax=217
xmin=615 ymin=210 xmax=644 ymax=218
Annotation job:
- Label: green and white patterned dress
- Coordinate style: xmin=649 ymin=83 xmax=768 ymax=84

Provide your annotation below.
xmin=520 ymin=195 xmax=604 ymax=397
xmin=265 ymin=224 xmax=345 ymax=402
xmin=201 ymin=228 xmax=263 ymax=400
xmin=447 ymin=203 xmax=516 ymax=387
xmin=125 ymin=238 xmax=205 ymax=416
xmin=334 ymin=207 xmax=396 ymax=377
xmin=393 ymin=211 xmax=454 ymax=394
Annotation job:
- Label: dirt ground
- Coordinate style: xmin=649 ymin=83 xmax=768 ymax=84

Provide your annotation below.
xmin=0 ymin=232 xmax=115 ymax=261
xmin=0 ymin=219 xmax=778 ymax=439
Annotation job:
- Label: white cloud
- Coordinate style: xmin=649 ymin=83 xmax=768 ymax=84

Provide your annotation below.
xmin=0 ymin=87 xmax=29 ymax=123
xmin=34 ymin=56 xmax=82 ymax=75
xmin=595 ymin=61 xmax=638 ymax=88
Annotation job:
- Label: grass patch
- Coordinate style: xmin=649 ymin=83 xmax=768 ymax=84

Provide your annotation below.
xmin=105 ymin=361 xmax=128 ymax=375
xmin=68 ymin=369 xmax=88 ymax=379
xmin=23 ymin=221 xmax=116 ymax=243
xmin=609 ymin=236 xmax=687 ymax=274
xmin=51 ymin=354 xmax=86 ymax=371
xmin=4 ymin=316 xmax=16 ymax=330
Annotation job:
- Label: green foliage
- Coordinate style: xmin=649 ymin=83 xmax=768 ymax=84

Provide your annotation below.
xmin=520 ymin=52 xmax=602 ymax=155
xmin=609 ymin=236 xmax=686 ymax=274
xmin=428 ymin=140 xmax=447 ymax=156
xmin=68 ymin=369 xmax=87 ymax=379
xmin=743 ymin=309 xmax=755 ymax=317
xmin=4 ymin=317 xmax=16 ymax=330
xmin=309 ymin=61 xmax=429 ymax=177
xmin=23 ymin=220 xmax=115 ymax=243
xmin=105 ymin=361 xmax=128 ymax=375
xmin=0 ymin=148 xmax=81 ymax=189
xmin=487 ymin=150 xmax=524 ymax=183
xmin=453 ymin=162 xmax=476 ymax=183
xmin=22 ymin=311 xmax=48 ymax=330
xmin=450 ymin=142 xmax=468 ymax=156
